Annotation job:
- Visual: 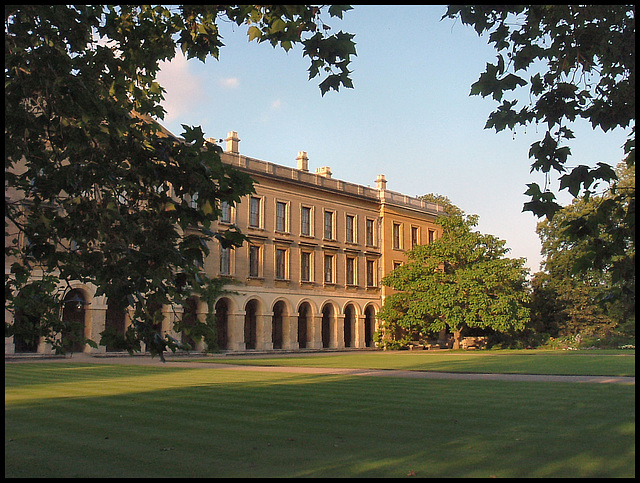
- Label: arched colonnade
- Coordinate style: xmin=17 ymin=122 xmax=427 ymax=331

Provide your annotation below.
xmin=7 ymin=283 xmax=379 ymax=354
xmin=212 ymin=296 xmax=378 ymax=351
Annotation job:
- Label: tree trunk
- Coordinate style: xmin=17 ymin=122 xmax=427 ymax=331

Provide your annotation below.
xmin=452 ymin=329 xmax=462 ymax=350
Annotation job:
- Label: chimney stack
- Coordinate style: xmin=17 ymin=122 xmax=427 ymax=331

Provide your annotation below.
xmin=296 ymin=151 xmax=309 ymax=171
xmin=376 ymin=174 xmax=387 ymax=190
xmin=225 ymin=131 xmax=240 ymax=154
xmin=315 ymin=166 xmax=332 ymax=178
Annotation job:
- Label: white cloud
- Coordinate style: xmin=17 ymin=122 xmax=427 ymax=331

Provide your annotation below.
xmin=219 ymin=77 xmax=240 ymax=89
xmin=156 ymin=51 xmax=207 ymax=123
xmin=271 ymin=99 xmax=282 ymax=109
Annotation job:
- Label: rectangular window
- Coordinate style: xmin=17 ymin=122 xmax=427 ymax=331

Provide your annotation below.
xmin=276 ymin=201 xmax=287 ymax=232
xmin=366 ymin=218 xmax=375 ymax=246
xmin=366 ymin=259 xmax=375 ymax=287
xmin=249 ymin=196 xmax=261 ymax=228
xmin=324 ymin=254 xmax=334 ymax=283
xmin=220 ymin=201 xmax=231 ymax=223
xmin=346 ymin=214 xmax=355 ymax=243
xmin=275 ymin=248 xmax=287 ymax=280
xmin=220 ymin=247 xmax=230 ymax=275
xmin=249 ymin=245 xmax=261 ymax=277
xmin=393 ymin=222 xmax=402 ymax=250
xmin=189 ymin=192 xmax=199 ymax=209
xmin=411 ymin=226 xmax=419 ymax=248
xmin=301 ymin=206 xmax=312 ymax=236
xmin=428 ymin=229 xmax=436 ymax=244
xmin=301 ymin=251 xmax=311 ymax=282
xmin=346 ymin=256 xmax=355 ymax=285
xmin=324 ymin=210 xmax=334 ymax=240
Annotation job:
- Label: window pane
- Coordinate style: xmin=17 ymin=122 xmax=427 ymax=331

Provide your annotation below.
xmin=249 ymin=245 xmax=260 ymax=277
xmin=324 ymin=211 xmax=333 ymax=239
xmin=276 ymin=248 xmax=286 ymax=279
xmin=324 ymin=254 xmax=333 ymax=283
xmin=220 ymin=247 xmax=230 ymax=275
xmin=276 ymin=202 xmax=286 ymax=232
xmin=221 ymin=201 xmax=231 ymax=223
xmin=366 ymin=260 xmax=375 ymax=286
xmin=190 ymin=192 xmax=199 ymax=209
xmin=301 ymin=252 xmax=310 ymax=281
xmin=393 ymin=223 xmax=401 ymax=249
xmin=366 ymin=219 xmax=374 ymax=246
xmin=249 ymin=197 xmax=260 ymax=227
xmin=301 ymin=207 xmax=311 ymax=236
xmin=346 ymin=257 xmax=355 ymax=285
xmin=346 ymin=215 xmax=354 ymax=243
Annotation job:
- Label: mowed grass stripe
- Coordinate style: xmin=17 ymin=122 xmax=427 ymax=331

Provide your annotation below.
xmin=5 ymin=363 xmax=635 ymax=478
xmin=5 ymin=364 xmax=318 ymax=406
xmin=203 ymin=350 xmax=636 ymax=376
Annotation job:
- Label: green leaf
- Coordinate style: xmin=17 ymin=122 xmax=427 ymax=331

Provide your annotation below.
xmin=247 ymin=25 xmax=262 ymax=42
xmin=328 ymin=5 xmax=353 ymax=19
xmin=559 ymin=165 xmax=590 ymax=197
xmin=522 ymin=199 xmax=561 ymax=220
xmin=270 ymin=18 xmax=286 ymax=34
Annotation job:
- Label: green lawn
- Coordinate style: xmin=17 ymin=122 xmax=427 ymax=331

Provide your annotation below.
xmin=201 ymin=349 xmax=636 ymax=377
xmin=5 ymin=360 xmax=635 ymax=478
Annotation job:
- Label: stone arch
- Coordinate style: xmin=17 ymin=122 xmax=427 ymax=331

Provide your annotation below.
xmin=363 ymin=303 xmax=378 ymax=348
xmin=12 ymin=289 xmax=41 ymax=353
xmin=214 ymin=297 xmax=231 ymax=350
xmin=104 ymin=297 xmax=128 ymax=352
xmin=144 ymin=298 xmax=164 ymax=353
xmin=271 ymin=298 xmax=294 ymax=350
xmin=180 ymin=296 xmax=199 ymax=350
xmin=271 ymin=300 xmax=285 ymax=349
xmin=343 ymin=303 xmax=358 ymax=348
xmin=243 ymin=298 xmax=262 ymax=350
xmin=320 ymin=300 xmax=339 ymax=349
xmin=296 ymin=298 xmax=318 ymax=316
xmin=61 ymin=288 xmax=89 ymax=353
xmin=297 ymin=301 xmax=313 ymax=349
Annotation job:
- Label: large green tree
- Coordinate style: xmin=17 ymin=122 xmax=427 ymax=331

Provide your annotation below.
xmin=5 ymin=5 xmax=356 ymax=358
xmin=532 ymin=162 xmax=635 ymax=338
xmin=379 ymin=214 xmax=530 ymax=349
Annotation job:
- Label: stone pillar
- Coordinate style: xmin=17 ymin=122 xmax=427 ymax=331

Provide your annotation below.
xmin=5 ymin=336 xmax=15 ymax=355
xmin=333 ymin=314 xmax=345 ymax=349
xmin=228 ymin=311 xmax=246 ymax=351
xmin=160 ymin=304 xmax=171 ymax=338
xmin=354 ymin=314 xmax=366 ymax=348
xmin=283 ymin=314 xmax=299 ymax=350
xmin=308 ymin=314 xmax=324 ymax=349
xmin=194 ymin=308 xmax=207 ymax=352
xmin=257 ymin=313 xmax=273 ymax=351
xmin=5 ymin=307 xmax=15 ymax=354
xmin=39 ymin=337 xmax=56 ymax=355
xmin=169 ymin=304 xmax=184 ymax=342
xmin=85 ymin=305 xmax=107 ymax=353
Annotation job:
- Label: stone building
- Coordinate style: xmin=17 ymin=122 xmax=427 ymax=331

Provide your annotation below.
xmin=5 ymin=131 xmax=445 ymax=354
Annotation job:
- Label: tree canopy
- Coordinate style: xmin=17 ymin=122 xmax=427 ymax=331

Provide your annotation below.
xmin=532 ymin=162 xmax=635 ymax=338
xmin=378 ymin=214 xmax=530 ymax=349
xmin=418 ymin=193 xmax=464 ymax=216
xmin=5 ymin=5 xmax=356 ymax=358
xmin=443 ymin=5 xmax=635 ymax=220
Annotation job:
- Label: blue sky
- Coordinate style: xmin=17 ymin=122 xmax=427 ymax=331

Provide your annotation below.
xmin=156 ymin=5 xmax=630 ymax=274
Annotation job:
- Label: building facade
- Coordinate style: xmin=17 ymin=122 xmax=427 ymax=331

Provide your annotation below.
xmin=5 ymin=131 xmax=445 ymax=355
